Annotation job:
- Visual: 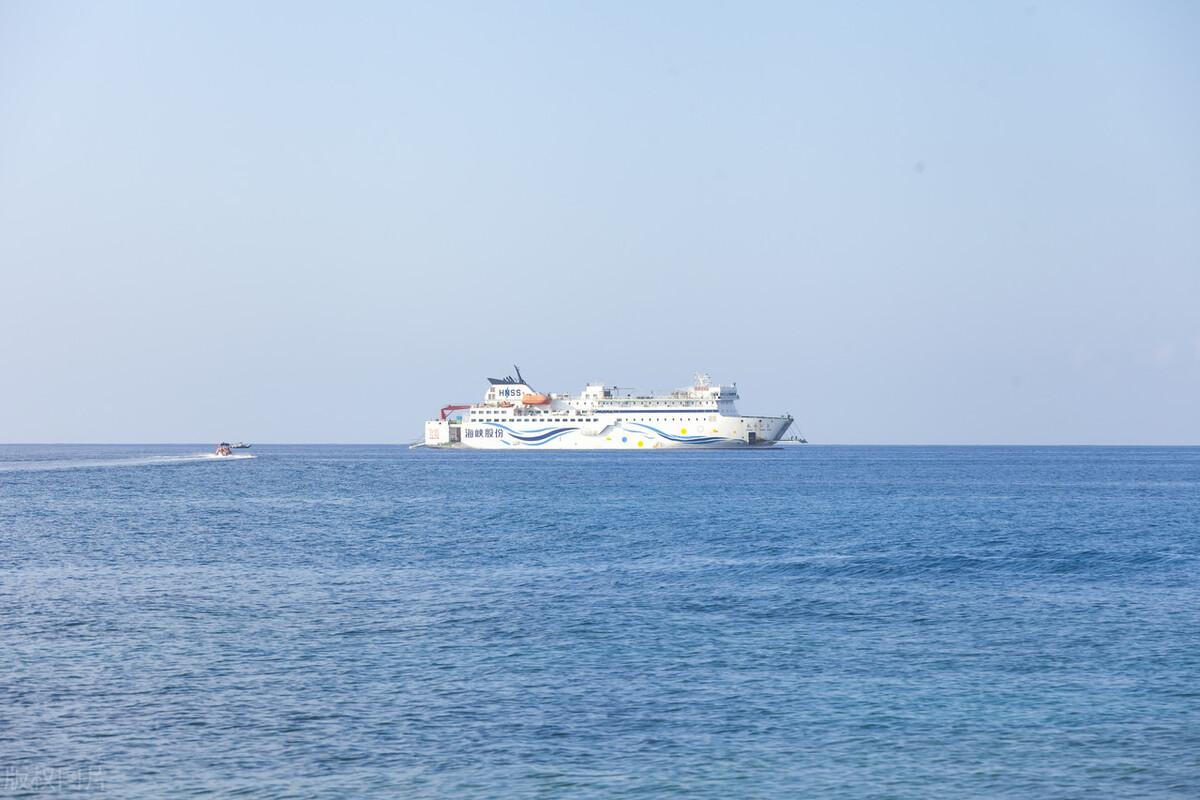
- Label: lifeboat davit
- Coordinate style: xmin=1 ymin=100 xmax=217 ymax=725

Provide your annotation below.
xmin=522 ymin=393 xmax=551 ymax=405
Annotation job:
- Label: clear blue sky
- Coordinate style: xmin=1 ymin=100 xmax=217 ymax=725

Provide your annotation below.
xmin=1 ymin=1 xmax=1197 ymax=443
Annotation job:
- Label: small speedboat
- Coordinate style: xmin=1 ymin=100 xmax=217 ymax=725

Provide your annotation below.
xmin=214 ymin=443 xmax=233 ymax=456
xmin=231 ymin=442 xmax=251 ymax=449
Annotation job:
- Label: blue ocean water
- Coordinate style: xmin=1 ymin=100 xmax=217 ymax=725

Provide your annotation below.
xmin=1 ymin=444 xmax=1198 ymax=798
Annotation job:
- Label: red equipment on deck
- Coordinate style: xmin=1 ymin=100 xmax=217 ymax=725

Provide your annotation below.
xmin=439 ymin=404 xmax=472 ymax=420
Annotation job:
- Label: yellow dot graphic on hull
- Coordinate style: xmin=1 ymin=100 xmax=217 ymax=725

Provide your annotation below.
xmin=680 ymin=428 xmax=687 ymax=434
xmin=637 ymin=441 xmax=644 ymax=447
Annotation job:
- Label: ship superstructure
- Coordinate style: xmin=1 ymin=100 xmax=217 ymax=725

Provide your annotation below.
xmin=423 ymin=368 xmax=793 ymax=449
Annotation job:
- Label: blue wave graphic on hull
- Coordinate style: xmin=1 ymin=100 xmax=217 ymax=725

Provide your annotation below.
xmin=625 ymin=422 xmax=732 ymax=445
xmin=486 ymin=423 xmax=578 ymax=445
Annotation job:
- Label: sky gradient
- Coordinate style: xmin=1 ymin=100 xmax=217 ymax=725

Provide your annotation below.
xmin=2 ymin=1 xmax=1197 ymax=443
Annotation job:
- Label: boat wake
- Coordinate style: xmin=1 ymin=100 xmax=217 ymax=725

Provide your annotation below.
xmin=0 ymin=452 xmax=256 ymax=473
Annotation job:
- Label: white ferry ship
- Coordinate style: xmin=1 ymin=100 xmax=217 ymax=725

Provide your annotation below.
xmin=423 ymin=368 xmax=793 ymax=449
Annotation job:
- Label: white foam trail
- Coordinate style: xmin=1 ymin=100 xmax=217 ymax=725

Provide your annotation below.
xmin=0 ymin=452 xmax=256 ymax=473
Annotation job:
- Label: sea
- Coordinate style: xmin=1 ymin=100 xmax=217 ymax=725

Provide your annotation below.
xmin=2 ymin=444 xmax=1197 ymax=798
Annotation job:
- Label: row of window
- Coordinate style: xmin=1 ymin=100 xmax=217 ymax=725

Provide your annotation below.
xmin=469 ymin=416 xmax=720 ymax=424
xmin=470 ymin=409 xmax=717 ymax=418
xmin=598 ymin=403 xmax=718 ymax=407
xmin=470 ymin=419 xmax=596 ymax=424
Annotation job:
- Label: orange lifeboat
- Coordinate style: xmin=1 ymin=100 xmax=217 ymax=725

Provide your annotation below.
xmin=522 ymin=393 xmax=551 ymax=405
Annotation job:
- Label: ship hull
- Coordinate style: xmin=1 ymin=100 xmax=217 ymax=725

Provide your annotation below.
xmin=429 ymin=415 xmax=792 ymax=450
